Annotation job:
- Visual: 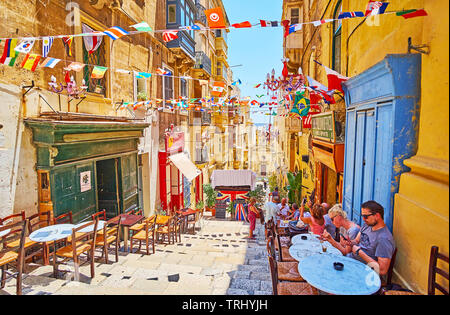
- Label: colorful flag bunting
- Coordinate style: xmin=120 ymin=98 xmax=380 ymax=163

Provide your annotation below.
xmin=156 ymin=68 xmax=172 ymax=76
xmin=62 ymin=36 xmax=73 ymax=56
xmin=312 ymin=19 xmax=333 ymax=27
xmin=135 ymin=71 xmax=152 ymax=78
xmin=103 ymin=26 xmax=129 ymax=40
xmin=163 ymin=30 xmax=178 ymax=42
xmin=231 ymin=79 xmax=242 ymax=86
xmin=396 ymin=9 xmax=427 ymax=19
xmin=254 ymin=83 xmax=261 ymax=88
xmin=232 ymin=21 xmax=252 ymax=28
xmin=204 ymin=7 xmax=226 ymax=29
xmin=15 ymin=38 xmax=35 ymax=54
xmin=338 ymin=11 xmax=365 ymax=19
xmin=289 ymin=24 xmax=302 ymax=34
xmin=42 ymin=36 xmax=54 ymax=57
xmin=0 ymin=39 xmax=18 ymax=66
xmin=179 ymin=25 xmax=201 ymax=31
xmin=364 ymin=1 xmax=389 ymax=16
xmin=131 ymin=22 xmax=153 ymax=32
xmin=65 ymin=62 xmax=85 ymax=72
xmin=322 ymin=65 xmax=349 ymax=94
xmin=260 ymin=20 xmax=279 ymax=27
xmin=91 ymin=66 xmax=108 ymax=79
xmin=39 ymin=57 xmax=60 ymax=68
xmin=115 ymin=68 xmax=131 ymax=74
xmin=211 ymin=81 xmax=226 ymax=97
xmin=82 ymin=24 xmax=103 ymax=54
xmin=20 ymin=53 xmax=41 ymax=72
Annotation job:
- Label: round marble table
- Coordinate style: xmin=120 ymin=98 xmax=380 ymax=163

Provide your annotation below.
xmin=29 ymin=224 xmax=75 ymax=243
xmin=298 ymin=254 xmax=381 ymax=295
xmin=0 ymin=224 xmax=11 ymax=238
xmin=289 ymin=240 xmax=342 ymax=261
xmin=75 ymin=220 xmax=105 ymax=233
xmin=291 ymin=233 xmax=321 ymax=244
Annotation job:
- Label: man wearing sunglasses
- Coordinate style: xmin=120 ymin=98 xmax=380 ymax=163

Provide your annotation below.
xmin=342 ymin=200 xmax=395 ymax=278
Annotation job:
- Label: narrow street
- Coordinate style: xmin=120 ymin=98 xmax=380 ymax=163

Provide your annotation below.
xmin=1 ymin=215 xmax=271 ymax=295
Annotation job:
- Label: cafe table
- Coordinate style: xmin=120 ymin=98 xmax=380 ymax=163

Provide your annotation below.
xmin=0 ymin=225 xmax=11 ymax=238
xmin=175 ymin=209 xmax=196 ymax=233
xmin=29 ymin=224 xmax=75 ymax=265
xmin=289 ymin=239 xmax=342 ymax=261
xmin=110 ymin=214 xmax=144 ymax=252
xmin=75 ymin=220 xmax=105 ymax=233
xmin=297 ymin=254 xmax=381 ymax=295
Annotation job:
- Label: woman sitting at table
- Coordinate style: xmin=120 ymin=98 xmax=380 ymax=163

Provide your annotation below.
xmin=300 ymin=203 xmax=325 ymax=235
xmin=321 ymin=204 xmax=360 ymax=255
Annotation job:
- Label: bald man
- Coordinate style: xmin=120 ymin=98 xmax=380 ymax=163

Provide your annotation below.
xmin=277 ymin=198 xmax=290 ymax=219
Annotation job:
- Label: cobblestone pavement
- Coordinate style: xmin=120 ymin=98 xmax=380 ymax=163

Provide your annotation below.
xmin=0 ymin=214 xmax=271 ymax=295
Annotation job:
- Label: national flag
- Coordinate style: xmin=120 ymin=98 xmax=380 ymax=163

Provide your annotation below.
xmin=131 ymin=22 xmax=153 ymax=32
xmin=254 ymin=83 xmax=261 ymax=88
xmin=39 ymin=57 xmax=60 ymax=68
xmin=260 ymin=20 xmax=278 ymax=27
xmin=179 ymin=25 xmax=201 ymax=31
xmin=322 ymin=65 xmax=349 ymax=93
xmin=62 ymin=36 xmax=73 ymax=56
xmin=156 ymin=68 xmax=172 ymax=76
xmin=0 ymin=39 xmax=18 ymax=66
xmin=204 ymin=7 xmax=226 ymax=29
xmin=163 ymin=30 xmax=178 ymax=42
xmin=82 ymin=24 xmax=103 ymax=54
xmin=309 ymin=91 xmax=322 ymax=105
xmin=103 ymin=26 xmax=129 ymax=40
xmin=64 ymin=62 xmax=85 ymax=72
xmin=312 ymin=19 xmax=333 ymax=27
xmin=42 ymin=36 xmax=54 ymax=57
xmin=289 ymin=24 xmax=302 ymax=34
xmin=135 ymin=71 xmax=152 ymax=78
xmin=115 ymin=68 xmax=131 ymax=74
xmin=211 ymin=81 xmax=226 ymax=97
xmin=307 ymin=75 xmax=328 ymax=92
xmin=338 ymin=11 xmax=365 ymax=19
xmin=91 ymin=66 xmax=108 ymax=79
xmin=256 ymin=94 xmax=264 ymax=98
xmin=14 ymin=38 xmax=36 ymax=54
xmin=396 ymin=9 xmax=428 ymax=19
xmin=231 ymin=79 xmax=242 ymax=86
xmin=20 ymin=53 xmax=41 ymax=72
xmin=364 ymin=1 xmax=389 ymax=16
xmin=232 ymin=21 xmax=252 ymax=28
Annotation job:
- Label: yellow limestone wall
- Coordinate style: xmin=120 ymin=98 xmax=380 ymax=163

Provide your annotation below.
xmin=341 ymin=0 xmax=449 ymax=293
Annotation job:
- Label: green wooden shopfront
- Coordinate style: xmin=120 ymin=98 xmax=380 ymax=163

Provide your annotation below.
xmin=25 ymin=118 xmax=149 ymax=223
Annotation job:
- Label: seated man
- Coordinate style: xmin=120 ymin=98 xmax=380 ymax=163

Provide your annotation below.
xmin=321 ymin=204 xmax=360 ymax=255
xmin=285 ymin=203 xmax=300 ymax=221
xmin=277 ymin=198 xmax=290 ymax=219
xmin=343 ymin=200 xmax=396 ymax=278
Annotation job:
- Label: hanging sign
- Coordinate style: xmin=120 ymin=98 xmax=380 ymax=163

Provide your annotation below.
xmin=311 ymin=111 xmax=336 ymax=142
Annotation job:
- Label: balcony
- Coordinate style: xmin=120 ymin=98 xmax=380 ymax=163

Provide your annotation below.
xmin=194 ymin=51 xmax=212 ymax=76
xmin=194 ymin=2 xmax=207 ymax=25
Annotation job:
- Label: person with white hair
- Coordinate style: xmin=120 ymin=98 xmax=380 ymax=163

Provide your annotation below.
xmin=321 ymin=204 xmax=360 ymax=255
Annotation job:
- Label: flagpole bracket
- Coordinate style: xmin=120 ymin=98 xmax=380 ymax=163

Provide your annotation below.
xmin=22 ymin=81 xmax=35 ymax=97
xmin=408 ymin=37 xmax=430 ymax=55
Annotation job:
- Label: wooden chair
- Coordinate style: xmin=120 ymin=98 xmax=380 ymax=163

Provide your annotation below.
xmin=94 ymin=217 xmax=121 ymax=264
xmin=266 ymin=236 xmax=304 ymax=282
xmin=130 ymin=216 xmax=157 ymax=255
xmin=91 ymin=210 xmax=107 ymax=235
xmin=268 ymin=255 xmax=318 ymax=295
xmin=384 ymin=246 xmax=449 ymax=295
xmin=53 ymin=218 xmax=99 ymax=281
xmin=186 ymin=211 xmax=199 ymax=235
xmin=6 ymin=211 xmax=52 ymax=265
xmin=383 ymin=247 xmax=398 ymax=287
xmin=129 ymin=215 xmax=155 ymax=238
xmin=126 ymin=207 xmax=143 ymax=216
xmin=157 ymin=216 xmax=175 ymax=244
xmin=174 ymin=214 xmax=184 ymax=243
xmin=0 ymin=219 xmax=29 ymax=295
xmin=53 ymin=211 xmax=73 ymax=225
xmin=276 ymin=234 xmax=296 ymax=262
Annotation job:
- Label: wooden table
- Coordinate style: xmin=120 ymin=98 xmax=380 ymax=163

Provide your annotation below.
xmin=111 ymin=214 xmax=144 ymax=252
xmin=175 ymin=209 xmax=197 ymax=233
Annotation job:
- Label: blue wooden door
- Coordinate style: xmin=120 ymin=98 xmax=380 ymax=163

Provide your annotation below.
xmin=362 ymin=109 xmax=376 ymax=204
xmin=352 ymin=111 xmax=366 ymax=224
xmin=343 ymin=110 xmax=356 ymax=220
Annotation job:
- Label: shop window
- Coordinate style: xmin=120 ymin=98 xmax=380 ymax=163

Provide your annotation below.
xmin=180 ymin=77 xmax=188 ymax=98
xmin=163 ymin=66 xmax=174 ymax=103
xmin=168 ymin=4 xmax=177 ymax=24
xmin=134 ymin=72 xmax=148 ymax=102
xmin=332 ymin=1 xmax=342 ymax=73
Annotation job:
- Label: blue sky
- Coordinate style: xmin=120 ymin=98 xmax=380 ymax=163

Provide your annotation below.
xmin=222 ymin=0 xmax=283 ymax=125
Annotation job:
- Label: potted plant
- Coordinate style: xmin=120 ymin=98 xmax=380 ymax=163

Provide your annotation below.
xmin=286 ymin=171 xmax=302 ymax=205
xmin=203 ymin=184 xmax=218 ymax=216
xmin=226 ymin=200 xmax=235 ymax=220
xmin=137 ymin=91 xmax=148 ymax=101
xmin=195 ymin=200 xmax=205 ymax=212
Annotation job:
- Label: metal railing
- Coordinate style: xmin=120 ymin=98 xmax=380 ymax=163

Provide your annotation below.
xmin=194 ymin=51 xmax=212 ymax=76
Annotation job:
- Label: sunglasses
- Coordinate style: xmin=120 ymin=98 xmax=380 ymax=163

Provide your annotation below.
xmin=361 ymin=213 xmax=376 ymax=219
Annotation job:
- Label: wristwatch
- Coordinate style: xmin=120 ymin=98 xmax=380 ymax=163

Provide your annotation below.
xmin=355 ymin=247 xmax=362 ymax=256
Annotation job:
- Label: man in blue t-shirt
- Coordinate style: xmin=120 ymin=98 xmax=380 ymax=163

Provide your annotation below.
xmin=343 ymin=200 xmax=395 ymax=277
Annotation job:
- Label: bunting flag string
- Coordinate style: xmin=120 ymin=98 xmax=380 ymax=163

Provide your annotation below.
xmin=0 ymin=8 xmax=427 ymax=42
